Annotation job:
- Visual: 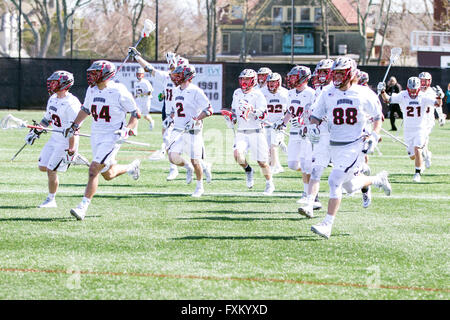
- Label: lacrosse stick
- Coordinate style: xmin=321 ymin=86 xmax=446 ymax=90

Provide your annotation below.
xmin=379 ymin=47 xmax=402 ymax=93
xmin=10 ymin=142 xmax=28 ymax=161
xmin=26 ymin=125 xmax=151 ymax=147
xmin=220 ymin=109 xmax=236 ymax=137
xmin=380 ymin=127 xmax=408 ymax=147
xmin=116 ymin=19 xmax=156 ymax=75
xmin=1 ymin=114 xmax=27 ymax=129
xmin=166 ymin=129 xmax=187 ymax=151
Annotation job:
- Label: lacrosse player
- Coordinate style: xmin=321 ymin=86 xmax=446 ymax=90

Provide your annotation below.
xmin=230 ymin=69 xmax=274 ymax=195
xmin=63 ymin=60 xmax=142 ymax=220
xmin=134 ymin=67 xmax=155 ymax=132
xmin=417 ymin=72 xmax=446 ymax=169
xmin=307 ymin=57 xmax=392 ymax=239
xmin=261 ymin=72 xmax=288 ymax=174
xmin=25 ymin=70 xmax=85 ymax=208
xmin=256 ymin=67 xmax=272 ymax=91
xmin=165 ymin=64 xmax=213 ymax=197
xmin=273 ymin=66 xmax=315 ymax=203
xmin=295 ymin=59 xmax=334 ymax=216
xmin=379 ymin=76 xmax=442 ymax=182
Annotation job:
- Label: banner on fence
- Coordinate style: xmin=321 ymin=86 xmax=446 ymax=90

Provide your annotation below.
xmin=113 ymin=62 xmax=223 ymax=113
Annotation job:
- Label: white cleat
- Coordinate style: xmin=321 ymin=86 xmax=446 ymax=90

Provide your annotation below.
xmin=149 ymin=119 xmax=155 ymax=131
xmin=271 ymin=165 xmax=284 ymax=175
xmin=413 ymin=172 xmax=421 ymax=183
xmin=166 ymin=166 xmax=179 ymax=181
xmin=362 ymin=163 xmax=371 ymax=176
xmin=186 ymin=165 xmax=194 ymax=184
xmin=70 ymin=202 xmax=88 ymax=221
xmin=38 ymin=197 xmax=57 ymax=208
xmin=375 ymin=170 xmax=391 ymax=196
xmin=296 ymin=192 xmax=308 ymax=204
xmin=298 ymin=205 xmax=314 ymax=218
xmin=203 ymin=162 xmax=212 ymax=183
xmin=127 ymin=159 xmax=141 ymax=180
xmin=263 ymin=180 xmax=275 ymax=196
xmin=148 ymin=149 xmax=166 ymax=161
xmin=246 ymin=168 xmax=254 ymax=189
xmin=362 ymin=187 xmax=372 ymax=208
xmin=191 ymin=186 xmax=204 ymax=198
xmin=311 ymin=222 xmax=332 ymax=239
xmin=313 ymin=200 xmax=322 ymax=211
xmin=424 ymin=151 xmax=432 ymax=169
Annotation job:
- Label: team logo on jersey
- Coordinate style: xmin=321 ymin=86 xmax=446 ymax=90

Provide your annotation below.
xmin=50 ymin=106 xmax=57 ymax=112
xmin=337 ymin=98 xmax=353 ymax=105
xmin=291 ymin=100 xmax=301 ymax=104
xmin=269 ymin=99 xmax=280 ymax=103
xmin=175 ymin=96 xmax=185 ymax=101
xmin=93 ymin=97 xmax=106 ymax=103
xmin=409 ymin=101 xmax=419 ymax=105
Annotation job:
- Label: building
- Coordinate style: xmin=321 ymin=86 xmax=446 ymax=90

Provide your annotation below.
xmin=217 ymin=0 xmax=365 ymax=63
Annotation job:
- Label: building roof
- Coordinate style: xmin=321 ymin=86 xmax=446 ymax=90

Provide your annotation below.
xmin=330 ymin=0 xmax=359 ymax=25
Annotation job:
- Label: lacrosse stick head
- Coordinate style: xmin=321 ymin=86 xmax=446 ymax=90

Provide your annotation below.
xmin=141 ymin=19 xmax=155 ymax=38
xmin=389 ymin=47 xmax=402 ymax=64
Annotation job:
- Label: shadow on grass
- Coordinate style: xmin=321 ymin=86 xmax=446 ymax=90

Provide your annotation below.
xmin=0 ymin=215 xmax=101 ymax=222
xmin=171 ymin=234 xmax=349 ymax=241
xmin=177 ymin=216 xmax=316 ymax=222
xmin=0 ymin=205 xmax=39 ymax=210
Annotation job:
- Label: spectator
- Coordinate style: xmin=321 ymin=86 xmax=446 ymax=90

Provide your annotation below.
xmin=445 ymin=83 xmax=450 ymax=119
xmin=385 ymin=76 xmax=402 ymax=131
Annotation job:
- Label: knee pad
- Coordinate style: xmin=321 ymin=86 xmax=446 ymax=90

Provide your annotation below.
xmin=311 ymin=165 xmax=325 ymax=181
xmin=288 ymin=161 xmax=300 ymax=171
xmin=328 ymin=169 xmax=346 ymax=199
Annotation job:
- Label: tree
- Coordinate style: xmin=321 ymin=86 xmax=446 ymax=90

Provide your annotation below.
xmin=354 ymin=0 xmax=375 ymax=65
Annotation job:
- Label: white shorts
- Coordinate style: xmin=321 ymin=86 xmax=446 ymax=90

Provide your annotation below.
xmin=137 ymin=103 xmax=150 ymax=116
xmin=91 ymin=133 xmax=122 ymax=172
xmin=287 ymin=132 xmax=312 ymax=163
xmin=38 ymin=140 xmax=71 ymax=172
xmin=329 ymin=140 xmax=365 ymax=175
xmin=404 ymin=129 xmax=427 ymax=156
xmin=234 ymin=130 xmax=268 ymax=162
xmin=265 ymin=127 xmax=284 ymax=147
xmin=169 ymin=129 xmax=204 ymax=160
xmin=163 ymin=125 xmax=174 ymax=147
xmin=312 ymin=133 xmax=331 ymax=168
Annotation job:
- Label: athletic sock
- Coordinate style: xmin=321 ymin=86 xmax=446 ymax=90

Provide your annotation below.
xmin=170 ymin=163 xmax=178 ymax=170
xmin=48 ymin=193 xmax=55 ymax=200
xmin=415 ymin=167 xmax=421 ymax=174
xmin=323 ymin=214 xmax=335 ymax=226
xmin=184 ymin=163 xmax=193 ymax=170
xmin=197 ymin=180 xmax=203 ymax=189
xmin=303 ymin=183 xmax=309 ymax=194
xmin=244 ymin=164 xmax=252 ymax=173
xmin=81 ymin=197 xmax=91 ymax=206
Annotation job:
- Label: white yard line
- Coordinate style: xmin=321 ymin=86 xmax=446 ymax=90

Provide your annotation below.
xmin=3 ymin=188 xmax=450 ymax=200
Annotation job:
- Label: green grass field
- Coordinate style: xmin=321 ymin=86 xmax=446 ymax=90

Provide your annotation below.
xmin=0 ymin=110 xmax=449 ymax=300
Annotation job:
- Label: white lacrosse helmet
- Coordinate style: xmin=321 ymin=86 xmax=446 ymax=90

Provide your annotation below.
xmin=239 ymin=69 xmax=257 ymax=92
xmin=418 ymin=71 xmax=432 ymax=91
xmin=257 ymin=67 xmax=272 ymax=86
xmin=266 ymin=72 xmax=282 ymax=94
xmin=407 ymin=77 xmax=421 ymax=99
xmin=331 ymin=57 xmax=357 ymax=88
xmin=315 ymin=58 xmax=334 ymax=86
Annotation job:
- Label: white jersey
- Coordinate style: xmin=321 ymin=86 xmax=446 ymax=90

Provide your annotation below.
xmin=44 ymin=93 xmax=81 ymax=144
xmin=232 ymin=88 xmax=267 ymax=130
xmin=288 ymin=86 xmax=315 ymax=133
xmin=422 ymin=87 xmax=438 ymax=127
xmin=390 ymin=90 xmax=436 ymax=131
xmin=311 ymin=84 xmax=382 ymax=143
xmin=83 ymin=81 xmax=138 ymax=134
xmin=263 ymin=87 xmax=289 ymax=123
xmin=134 ymin=78 xmax=153 ymax=108
xmin=152 ymin=69 xmax=176 ymax=116
xmin=170 ymin=83 xmax=211 ymax=130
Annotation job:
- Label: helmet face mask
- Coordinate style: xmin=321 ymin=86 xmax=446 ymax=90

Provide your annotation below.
xmin=407 ymin=77 xmax=421 ymax=99
xmin=331 ymin=57 xmax=356 ymax=88
xmin=418 ymin=72 xmax=432 ymax=91
xmin=170 ymin=64 xmax=196 ymax=86
xmin=46 ymin=70 xmax=74 ymax=95
xmin=266 ymin=73 xmax=281 ymax=94
xmin=86 ymin=60 xmax=116 ymax=87
xmin=239 ymin=69 xmax=257 ymax=92
xmin=287 ymin=66 xmax=311 ymax=89
xmin=315 ymin=59 xmax=333 ymax=86
xmin=257 ymin=67 xmax=272 ymax=86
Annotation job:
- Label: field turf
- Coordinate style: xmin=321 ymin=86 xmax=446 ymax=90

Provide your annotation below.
xmin=0 ymin=110 xmax=448 ymax=299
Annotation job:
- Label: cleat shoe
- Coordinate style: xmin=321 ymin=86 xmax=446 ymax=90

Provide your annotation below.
xmin=362 ymin=163 xmax=371 ymax=176
xmin=127 ymin=159 xmax=141 ymax=180
xmin=191 ymin=186 xmax=204 ymax=198
xmin=362 ymin=187 xmax=372 ymax=208
xmin=246 ymin=168 xmax=254 ymax=189
xmin=424 ymin=150 xmax=432 ymax=169
xmin=375 ymin=170 xmax=391 ymax=196
xmin=298 ymin=205 xmax=314 ymax=218
xmin=148 ymin=149 xmax=166 ymax=161
xmin=296 ymin=192 xmax=308 ymax=204
xmin=166 ymin=166 xmax=179 ymax=181
xmin=271 ymin=165 xmax=284 ymax=175
xmin=70 ymin=202 xmax=88 ymax=221
xmin=413 ymin=173 xmax=421 ymax=183
xmin=311 ymin=222 xmax=332 ymax=239
xmin=313 ymin=201 xmax=322 ymax=211
xmin=186 ymin=165 xmax=194 ymax=184
xmin=149 ymin=119 xmax=155 ymax=131
xmin=203 ymin=162 xmax=212 ymax=183
xmin=263 ymin=180 xmax=275 ymax=196
xmin=38 ymin=197 xmax=57 ymax=208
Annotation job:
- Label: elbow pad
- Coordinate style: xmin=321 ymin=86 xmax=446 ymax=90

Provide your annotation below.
xmin=203 ymin=105 xmax=213 ymax=117
xmin=81 ymin=105 xmax=91 ymax=115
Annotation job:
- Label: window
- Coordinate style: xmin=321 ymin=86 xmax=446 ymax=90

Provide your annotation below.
xmin=261 ymin=34 xmax=274 ymax=53
xmin=272 ymin=7 xmax=283 ymax=25
xmin=314 ymin=7 xmax=322 ymax=22
xmin=287 ymin=7 xmax=296 ymax=22
xmin=294 ymin=35 xmax=305 ymax=47
xmin=231 ymin=5 xmax=243 ymax=19
xmin=222 ymin=34 xmax=230 ymax=53
xmin=300 ymin=7 xmax=311 ymax=21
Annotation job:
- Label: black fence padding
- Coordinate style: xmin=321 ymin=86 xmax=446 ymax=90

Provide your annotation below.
xmin=1 ymin=58 xmax=448 ymax=114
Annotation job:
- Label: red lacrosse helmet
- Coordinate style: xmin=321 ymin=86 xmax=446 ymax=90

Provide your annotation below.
xmin=287 ymin=66 xmax=311 ymax=89
xmin=46 ymin=70 xmax=74 ymax=95
xmin=170 ymin=64 xmax=196 ymax=86
xmin=87 ymin=60 xmax=116 ymax=87
xmin=238 ymin=69 xmax=257 ymax=93
xmin=331 ymin=57 xmax=357 ymax=88
xmin=407 ymin=77 xmax=421 ymax=99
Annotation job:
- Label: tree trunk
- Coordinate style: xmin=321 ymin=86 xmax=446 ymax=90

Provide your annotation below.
xmin=367 ymin=0 xmax=385 ymax=63
xmin=377 ymin=0 xmax=392 ymax=66
xmin=212 ymin=0 xmax=217 ymax=61
xmin=239 ymin=0 xmax=248 ymax=62
xmin=321 ymin=0 xmax=329 ymax=58
xmin=206 ymin=0 xmax=211 ymax=61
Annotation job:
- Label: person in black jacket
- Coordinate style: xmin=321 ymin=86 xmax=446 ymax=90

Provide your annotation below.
xmin=385 ymin=76 xmax=402 ymax=131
